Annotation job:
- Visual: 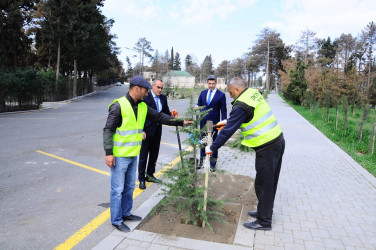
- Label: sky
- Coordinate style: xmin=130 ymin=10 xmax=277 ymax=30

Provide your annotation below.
xmin=101 ymin=0 xmax=376 ymax=68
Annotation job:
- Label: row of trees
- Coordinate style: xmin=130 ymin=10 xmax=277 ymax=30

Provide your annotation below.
xmin=1 ymin=0 xmax=123 ymax=110
xmin=280 ymin=22 xmax=376 ymax=153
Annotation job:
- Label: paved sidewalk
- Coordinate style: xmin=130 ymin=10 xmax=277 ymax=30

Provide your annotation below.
xmin=94 ymin=92 xmax=376 ymax=249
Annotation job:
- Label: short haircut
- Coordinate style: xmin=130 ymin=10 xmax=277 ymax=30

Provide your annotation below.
xmin=228 ymin=77 xmax=246 ymax=88
xmin=152 ymin=78 xmax=163 ymax=85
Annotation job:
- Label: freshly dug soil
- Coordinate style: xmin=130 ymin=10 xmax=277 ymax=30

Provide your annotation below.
xmin=138 ymin=172 xmax=257 ymax=244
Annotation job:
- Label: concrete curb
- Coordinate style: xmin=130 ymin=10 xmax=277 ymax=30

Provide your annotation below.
xmin=92 ymin=186 xmax=165 ymax=250
xmin=92 ymin=174 xmax=255 ymax=250
xmin=0 ymin=85 xmax=113 ymax=115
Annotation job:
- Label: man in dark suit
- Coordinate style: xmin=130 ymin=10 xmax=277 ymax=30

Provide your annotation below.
xmin=138 ymin=79 xmax=176 ymax=189
xmin=197 ymin=75 xmax=227 ymax=171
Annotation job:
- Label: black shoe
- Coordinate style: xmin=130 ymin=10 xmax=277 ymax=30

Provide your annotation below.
xmin=112 ymin=222 xmax=130 ymax=232
xmin=248 ymin=211 xmax=257 ymax=218
xmin=197 ymin=161 xmax=203 ymax=169
xmin=139 ymin=181 xmax=146 ymax=189
xmin=210 ymin=165 xmax=216 ymax=172
xmin=122 ymin=214 xmax=142 ymax=221
xmin=146 ymin=175 xmax=161 ymax=183
xmin=243 ymin=221 xmax=271 ymax=231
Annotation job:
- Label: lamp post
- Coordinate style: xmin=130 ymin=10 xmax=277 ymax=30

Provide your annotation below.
xmin=124 ymin=47 xmax=142 ymax=76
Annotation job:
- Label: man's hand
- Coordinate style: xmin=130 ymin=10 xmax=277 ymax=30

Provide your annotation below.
xmin=215 ymin=119 xmax=227 ymax=130
xmin=194 ymin=105 xmax=199 ymax=110
xmin=205 ymin=146 xmax=213 ymax=155
xmin=171 ymin=109 xmax=178 ymax=118
xmin=105 ymin=155 xmax=115 ymax=168
xmin=183 ymin=120 xmax=194 ymax=126
xmin=142 ymin=131 xmax=146 ymax=140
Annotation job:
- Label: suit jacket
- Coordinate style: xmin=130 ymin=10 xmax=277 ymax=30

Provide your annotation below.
xmin=197 ymin=89 xmax=227 ymax=127
xmin=143 ymin=92 xmax=171 ymax=137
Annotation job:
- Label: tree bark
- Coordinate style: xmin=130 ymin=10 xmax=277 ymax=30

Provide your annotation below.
xmin=358 ymin=104 xmax=369 ymax=142
xmin=55 ymin=34 xmax=61 ymax=98
xmin=73 ymin=36 xmax=77 ymax=98
xmin=370 ymin=122 xmax=376 ymax=154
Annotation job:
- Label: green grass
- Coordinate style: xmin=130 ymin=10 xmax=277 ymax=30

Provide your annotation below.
xmin=281 ymin=95 xmax=376 ymax=177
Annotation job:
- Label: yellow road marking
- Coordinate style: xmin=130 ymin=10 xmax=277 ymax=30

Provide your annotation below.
xmin=40 ymin=151 xmax=184 ymax=250
xmin=54 ymin=208 xmax=111 ymax=250
xmin=36 ymin=150 xmax=110 ymax=176
xmin=160 ymin=141 xmax=178 ymax=147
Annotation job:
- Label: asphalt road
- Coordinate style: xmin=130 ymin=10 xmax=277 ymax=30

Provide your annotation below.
xmin=0 ymin=85 xmax=191 ymax=249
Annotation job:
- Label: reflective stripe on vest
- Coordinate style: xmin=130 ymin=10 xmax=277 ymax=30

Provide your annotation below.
xmin=110 ymin=96 xmax=148 ymax=157
xmin=240 ymin=110 xmax=273 ymax=132
xmin=234 ymin=88 xmax=282 ymax=148
xmin=115 ymin=129 xmax=143 ymax=136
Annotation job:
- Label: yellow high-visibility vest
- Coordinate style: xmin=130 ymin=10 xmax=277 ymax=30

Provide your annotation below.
xmin=234 ymin=88 xmax=282 ymax=148
xmin=109 ymin=96 xmax=148 ymax=157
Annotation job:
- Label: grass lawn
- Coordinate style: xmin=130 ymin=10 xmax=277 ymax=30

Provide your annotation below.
xmin=281 ymin=95 xmax=376 ymax=177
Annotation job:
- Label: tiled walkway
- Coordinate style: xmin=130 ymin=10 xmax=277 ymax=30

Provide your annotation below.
xmin=95 ymin=92 xmax=376 ymax=249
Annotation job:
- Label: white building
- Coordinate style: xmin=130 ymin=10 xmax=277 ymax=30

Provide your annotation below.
xmin=162 ymin=70 xmax=195 ymax=88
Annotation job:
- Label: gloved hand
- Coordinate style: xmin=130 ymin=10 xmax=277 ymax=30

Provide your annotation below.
xmin=205 ymin=145 xmax=213 ymax=155
xmin=215 ymin=119 xmax=227 ymax=130
xmin=171 ymin=109 xmax=178 ymax=118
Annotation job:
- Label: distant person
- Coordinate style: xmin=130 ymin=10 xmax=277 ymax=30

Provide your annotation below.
xmin=205 ymin=77 xmax=285 ymax=231
xmin=196 ymin=75 xmax=227 ymax=171
xmin=138 ymin=79 xmax=177 ymax=190
xmin=103 ymin=76 xmax=193 ymax=232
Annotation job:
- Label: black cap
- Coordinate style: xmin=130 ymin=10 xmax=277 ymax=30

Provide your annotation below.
xmin=207 ymin=75 xmax=217 ymax=81
xmin=129 ymin=76 xmax=152 ymax=89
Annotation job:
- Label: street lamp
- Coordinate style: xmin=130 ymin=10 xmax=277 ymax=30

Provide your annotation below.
xmin=124 ymin=47 xmax=142 ymax=76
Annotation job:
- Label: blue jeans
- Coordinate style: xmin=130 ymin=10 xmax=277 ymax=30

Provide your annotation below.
xmin=110 ymin=156 xmax=137 ymax=225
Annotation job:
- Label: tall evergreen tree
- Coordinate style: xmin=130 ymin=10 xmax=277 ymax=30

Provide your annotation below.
xmin=201 ymin=55 xmax=213 ymax=77
xmin=284 ymin=59 xmax=308 ymax=104
xmin=0 ymin=0 xmax=37 ymax=70
xmin=169 ymin=47 xmax=174 ymax=70
xmin=185 ymin=54 xmax=192 ymax=69
xmin=317 ymin=37 xmax=337 ymax=67
xmin=173 ymin=52 xmax=181 ymax=70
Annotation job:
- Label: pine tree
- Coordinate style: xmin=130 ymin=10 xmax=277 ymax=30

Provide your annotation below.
xmin=154 ymin=95 xmax=226 ymax=230
xmin=173 ymin=52 xmax=181 ymax=70
xmin=168 ymin=47 xmax=174 ymax=70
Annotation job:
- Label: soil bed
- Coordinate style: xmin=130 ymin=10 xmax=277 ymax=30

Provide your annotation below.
xmin=138 ymin=172 xmax=257 ymax=244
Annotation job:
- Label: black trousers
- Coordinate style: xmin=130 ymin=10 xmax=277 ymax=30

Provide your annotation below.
xmin=200 ymin=129 xmax=218 ymax=166
xmin=138 ymin=126 xmax=162 ymax=182
xmin=255 ymin=138 xmax=285 ymax=226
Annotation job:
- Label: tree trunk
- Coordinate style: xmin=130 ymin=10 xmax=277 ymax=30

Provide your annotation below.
xmin=266 ymin=40 xmax=270 ymax=90
xmin=68 ymin=71 xmax=72 ymax=99
xmin=73 ymin=36 xmax=77 ymax=98
xmin=335 ymin=104 xmax=338 ymax=129
xmin=73 ymin=59 xmax=77 ymax=97
xmin=370 ymin=121 xmax=376 ymax=154
xmin=55 ymin=34 xmax=61 ymax=99
xmin=358 ymin=104 xmax=369 ymax=142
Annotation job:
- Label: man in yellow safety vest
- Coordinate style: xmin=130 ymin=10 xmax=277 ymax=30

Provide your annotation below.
xmin=206 ymin=77 xmax=285 ymax=231
xmin=103 ymin=76 xmax=193 ymax=232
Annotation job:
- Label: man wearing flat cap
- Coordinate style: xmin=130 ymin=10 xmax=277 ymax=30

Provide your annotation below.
xmin=103 ymin=76 xmax=193 ymax=232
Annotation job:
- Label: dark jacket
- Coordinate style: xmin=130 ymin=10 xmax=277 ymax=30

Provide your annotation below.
xmin=143 ymin=92 xmax=171 ymax=137
xmin=103 ymin=93 xmax=183 ymax=155
xmin=197 ymin=89 xmax=227 ymax=127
